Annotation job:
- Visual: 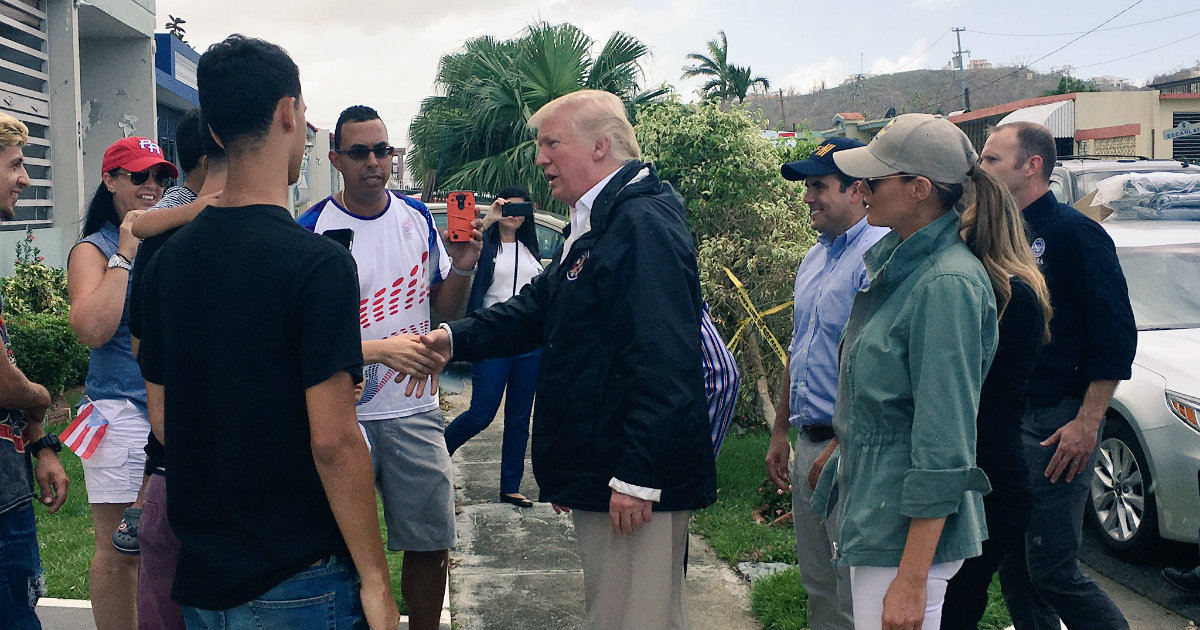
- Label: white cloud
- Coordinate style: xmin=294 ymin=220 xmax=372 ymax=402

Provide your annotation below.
xmin=780 ymin=57 xmax=847 ymax=95
xmin=911 ymin=0 xmax=962 ymax=7
xmin=870 ymin=38 xmax=939 ymax=75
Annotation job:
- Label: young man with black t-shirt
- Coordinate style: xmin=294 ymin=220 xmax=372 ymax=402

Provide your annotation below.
xmin=136 ymin=35 xmax=399 ymax=630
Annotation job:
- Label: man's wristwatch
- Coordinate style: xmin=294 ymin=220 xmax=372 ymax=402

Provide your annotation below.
xmin=28 ymin=433 xmax=63 ymax=457
xmin=451 ymin=264 xmax=475 ymax=277
xmin=107 ymin=253 xmax=133 ymax=271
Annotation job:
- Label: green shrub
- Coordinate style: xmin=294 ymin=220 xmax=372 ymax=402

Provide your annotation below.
xmin=1 ymin=228 xmax=70 ymax=317
xmin=750 ymin=567 xmax=808 ymax=630
xmin=6 ymin=313 xmax=89 ymax=397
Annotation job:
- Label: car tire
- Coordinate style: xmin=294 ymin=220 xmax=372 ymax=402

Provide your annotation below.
xmin=1087 ymin=415 xmax=1159 ymax=555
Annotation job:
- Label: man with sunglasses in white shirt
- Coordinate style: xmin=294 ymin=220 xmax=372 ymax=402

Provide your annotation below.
xmin=297 ymin=105 xmax=481 ymax=630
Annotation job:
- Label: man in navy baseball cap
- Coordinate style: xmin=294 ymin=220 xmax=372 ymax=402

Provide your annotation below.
xmin=766 ymin=133 xmax=888 ymax=630
xmin=781 ymin=136 xmax=864 ymax=182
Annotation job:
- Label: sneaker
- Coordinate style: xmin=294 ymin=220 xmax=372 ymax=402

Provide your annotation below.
xmin=112 ymin=508 xmax=142 ymax=555
xmin=1162 ymin=567 xmax=1200 ymax=594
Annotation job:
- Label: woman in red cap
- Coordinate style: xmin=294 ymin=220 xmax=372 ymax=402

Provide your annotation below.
xmin=66 ymin=136 xmax=177 ymax=630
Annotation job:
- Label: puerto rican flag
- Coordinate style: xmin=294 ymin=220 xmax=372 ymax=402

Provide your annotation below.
xmin=59 ymin=399 xmax=109 ymax=459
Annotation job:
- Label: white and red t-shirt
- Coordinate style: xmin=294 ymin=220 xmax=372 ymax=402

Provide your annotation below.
xmin=300 ymin=194 xmax=452 ymax=419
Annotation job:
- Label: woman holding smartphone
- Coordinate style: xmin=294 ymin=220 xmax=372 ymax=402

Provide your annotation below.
xmin=443 ymin=186 xmax=543 ymax=507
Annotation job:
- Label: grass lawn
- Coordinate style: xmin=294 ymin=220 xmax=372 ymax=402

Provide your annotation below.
xmin=697 ymin=428 xmax=1013 ymax=630
xmin=34 ymin=415 xmax=409 ymax=614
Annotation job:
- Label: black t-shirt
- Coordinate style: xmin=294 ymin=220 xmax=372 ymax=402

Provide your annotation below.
xmin=138 ymin=204 xmax=364 ymax=610
xmin=130 ymin=227 xmax=179 ymax=476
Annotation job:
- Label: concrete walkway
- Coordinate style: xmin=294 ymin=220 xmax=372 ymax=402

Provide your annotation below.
xmin=442 ymin=364 xmax=759 ymax=630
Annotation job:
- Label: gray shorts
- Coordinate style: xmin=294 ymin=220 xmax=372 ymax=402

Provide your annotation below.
xmin=360 ymin=407 xmax=456 ymax=551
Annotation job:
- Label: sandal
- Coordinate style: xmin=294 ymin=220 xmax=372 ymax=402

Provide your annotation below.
xmin=112 ymin=507 xmax=143 ymax=555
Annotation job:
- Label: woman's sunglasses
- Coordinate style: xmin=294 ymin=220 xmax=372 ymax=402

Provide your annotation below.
xmin=118 ymin=168 xmax=172 ymax=187
xmin=860 ymin=173 xmax=914 ymax=194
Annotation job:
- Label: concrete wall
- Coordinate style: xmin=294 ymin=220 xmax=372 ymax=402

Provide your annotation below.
xmin=1074 ymin=92 xmax=1159 ymax=157
xmin=0 ymin=0 xmax=156 ymax=276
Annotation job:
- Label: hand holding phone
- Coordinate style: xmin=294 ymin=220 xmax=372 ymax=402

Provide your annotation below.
xmin=501 ymin=201 xmax=534 ymax=218
xmin=323 ymin=228 xmax=354 ymax=251
xmin=446 ymin=192 xmax=475 ymax=242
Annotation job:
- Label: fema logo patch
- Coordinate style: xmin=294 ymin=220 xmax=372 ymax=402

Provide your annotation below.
xmin=566 ymin=251 xmax=589 ymax=281
xmin=1031 ymin=238 xmax=1046 ymax=259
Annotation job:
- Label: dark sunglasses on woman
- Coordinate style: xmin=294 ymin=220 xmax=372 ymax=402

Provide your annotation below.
xmin=118 ymin=168 xmax=173 ymax=187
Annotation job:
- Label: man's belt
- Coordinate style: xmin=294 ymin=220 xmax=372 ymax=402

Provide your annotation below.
xmin=800 ymin=424 xmax=836 ymax=442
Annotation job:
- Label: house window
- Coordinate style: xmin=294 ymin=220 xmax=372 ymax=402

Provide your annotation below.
xmin=0 ymin=0 xmax=51 ymax=222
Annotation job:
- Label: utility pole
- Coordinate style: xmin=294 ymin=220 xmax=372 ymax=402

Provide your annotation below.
xmin=953 ymin=27 xmax=971 ymax=111
xmin=778 ymin=89 xmax=787 ymax=130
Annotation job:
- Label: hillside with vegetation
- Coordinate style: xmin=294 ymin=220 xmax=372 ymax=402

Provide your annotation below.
xmin=745 ymin=66 xmax=1137 ymax=131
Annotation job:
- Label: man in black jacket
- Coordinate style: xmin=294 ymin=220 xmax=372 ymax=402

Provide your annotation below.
xmin=425 ymin=90 xmax=716 ymax=629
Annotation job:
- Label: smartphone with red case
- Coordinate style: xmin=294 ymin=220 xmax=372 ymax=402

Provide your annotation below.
xmin=446 ymin=191 xmax=475 ymax=242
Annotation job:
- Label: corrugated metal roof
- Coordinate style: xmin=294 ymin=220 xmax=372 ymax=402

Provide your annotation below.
xmin=997 ymin=100 xmax=1075 ymax=138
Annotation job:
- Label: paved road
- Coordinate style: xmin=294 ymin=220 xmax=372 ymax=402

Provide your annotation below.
xmin=1082 ymin=526 xmax=1200 ymax=623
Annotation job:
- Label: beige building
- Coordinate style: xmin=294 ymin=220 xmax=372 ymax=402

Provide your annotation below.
xmin=947 ymin=89 xmax=1200 ymax=162
xmin=820 ymin=86 xmax=1200 ymax=165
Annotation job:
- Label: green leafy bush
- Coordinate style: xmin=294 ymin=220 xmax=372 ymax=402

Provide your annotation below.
xmin=1 ymin=228 xmax=88 ymax=396
xmin=636 ymin=100 xmax=818 ymax=427
xmin=2 ymin=229 xmax=70 ymax=317
xmin=6 ymin=312 xmax=89 ymax=397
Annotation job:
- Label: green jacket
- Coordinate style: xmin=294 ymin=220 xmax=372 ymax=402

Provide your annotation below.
xmin=813 ymin=209 xmax=998 ymax=568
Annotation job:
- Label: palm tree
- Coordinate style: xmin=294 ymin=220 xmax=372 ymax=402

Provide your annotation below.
xmin=681 ymin=31 xmax=732 ymax=101
xmin=726 ymin=64 xmax=770 ymax=104
xmin=407 ymin=22 xmax=664 ymax=212
xmin=681 ymin=31 xmax=770 ymax=104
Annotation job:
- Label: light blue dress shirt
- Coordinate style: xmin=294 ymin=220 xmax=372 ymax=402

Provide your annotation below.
xmin=788 ymin=216 xmax=889 ymax=428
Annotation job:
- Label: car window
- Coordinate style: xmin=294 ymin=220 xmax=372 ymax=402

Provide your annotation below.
xmin=536 ymin=223 xmax=564 ymax=260
xmin=1117 ymin=243 xmax=1200 ymax=330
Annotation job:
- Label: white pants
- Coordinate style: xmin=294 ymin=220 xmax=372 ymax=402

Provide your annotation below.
xmin=850 ymin=560 xmax=963 ymax=630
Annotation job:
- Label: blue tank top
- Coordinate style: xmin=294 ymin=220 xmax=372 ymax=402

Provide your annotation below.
xmin=75 ymin=222 xmax=146 ymax=408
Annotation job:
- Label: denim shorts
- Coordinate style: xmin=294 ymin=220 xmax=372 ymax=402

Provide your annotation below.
xmin=0 ymin=502 xmax=45 ymax=630
xmin=181 ymin=555 xmax=365 ymax=630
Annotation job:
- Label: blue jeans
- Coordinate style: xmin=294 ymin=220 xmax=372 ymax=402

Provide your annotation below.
xmin=998 ymin=398 xmax=1129 ymax=630
xmin=182 ymin=555 xmax=365 ymax=630
xmin=444 ymin=349 xmax=541 ymax=495
xmin=0 ymin=502 xmax=44 ymax=630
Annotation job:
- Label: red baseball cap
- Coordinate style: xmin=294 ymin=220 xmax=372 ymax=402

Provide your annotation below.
xmin=101 ymin=136 xmax=179 ymax=178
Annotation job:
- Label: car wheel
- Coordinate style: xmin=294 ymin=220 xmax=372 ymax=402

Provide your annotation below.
xmin=1087 ymin=416 xmax=1159 ymax=555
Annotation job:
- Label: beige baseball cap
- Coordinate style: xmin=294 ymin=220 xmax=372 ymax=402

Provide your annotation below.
xmin=832 ymin=113 xmax=978 ymax=185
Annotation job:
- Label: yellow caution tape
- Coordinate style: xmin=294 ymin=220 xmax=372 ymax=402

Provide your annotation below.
xmin=723 ymin=267 xmax=789 ymax=367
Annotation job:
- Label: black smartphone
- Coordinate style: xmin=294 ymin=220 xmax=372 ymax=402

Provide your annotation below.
xmin=323 ymin=228 xmax=354 ymax=251
xmin=502 ymin=201 xmax=534 ymax=218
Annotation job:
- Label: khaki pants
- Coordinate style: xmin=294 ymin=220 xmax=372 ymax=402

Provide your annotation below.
xmin=572 ymin=509 xmax=691 ymax=630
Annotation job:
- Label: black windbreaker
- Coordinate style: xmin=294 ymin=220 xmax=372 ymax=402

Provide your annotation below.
xmin=449 ymin=161 xmax=718 ymax=512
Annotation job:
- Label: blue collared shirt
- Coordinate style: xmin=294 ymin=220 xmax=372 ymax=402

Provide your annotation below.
xmin=788 ymin=216 xmax=889 ymax=428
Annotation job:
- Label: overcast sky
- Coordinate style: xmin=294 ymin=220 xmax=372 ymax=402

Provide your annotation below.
xmin=154 ymin=0 xmax=1200 ymax=142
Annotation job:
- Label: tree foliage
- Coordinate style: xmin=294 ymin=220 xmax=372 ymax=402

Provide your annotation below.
xmin=682 ymin=31 xmax=770 ymax=104
xmin=635 ymin=101 xmax=817 ymax=424
xmin=1040 ymin=75 xmax=1098 ymax=97
xmin=407 ymin=22 xmax=664 ymax=212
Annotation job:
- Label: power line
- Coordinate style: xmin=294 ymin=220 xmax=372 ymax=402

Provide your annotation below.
xmin=1073 ymin=31 xmax=1200 ymax=69
xmin=928 ymin=0 xmax=1145 ymax=111
xmin=969 ymin=7 xmax=1200 ymax=37
xmin=891 ymin=29 xmax=953 ymax=73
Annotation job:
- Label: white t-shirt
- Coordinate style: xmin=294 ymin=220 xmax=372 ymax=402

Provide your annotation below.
xmin=483 ymin=241 xmax=543 ymax=308
xmin=305 ymin=194 xmax=452 ymax=420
